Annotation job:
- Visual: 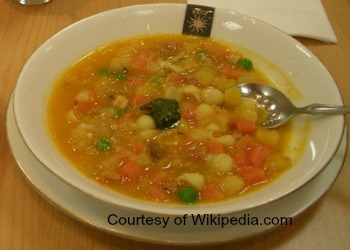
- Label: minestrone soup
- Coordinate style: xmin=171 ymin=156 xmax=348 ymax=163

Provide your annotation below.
xmin=47 ymin=34 xmax=294 ymax=204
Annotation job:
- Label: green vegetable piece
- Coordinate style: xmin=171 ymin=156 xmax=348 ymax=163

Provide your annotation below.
xmin=95 ymin=139 xmax=111 ymax=151
xmin=114 ymin=108 xmax=125 ymax=118
xmin=99 ymin=68 xmax=109 ymax=75
xmin=196 ymin=51 xmax=208 ymax=58
xmin=149 ymin=98 xmax=181 ymax=130
xmin=113 ymin=72 xmax=127 ymax=80
xmin=103 ymin=107 xmax=124 ymax=118
xmin=178 ymin=187 xmax=198 ymax=203
xmin=149 ymin=76 xmax=162 ymax=84
xmin=237 ymin=58 xmax=253 ymax=70
xmin=99 ymin=68 xmax=126 ymax=80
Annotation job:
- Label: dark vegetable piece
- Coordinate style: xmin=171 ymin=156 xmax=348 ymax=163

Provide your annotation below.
xmin=149 ymin=142 xmax=164 ymax=160
xmin=178 ymin=187 xmax=198 ymax=203
xmin=237 ymin=58 xmax=253 ymax=70
xmin=148 ymin=98 xmax=181 ymax=130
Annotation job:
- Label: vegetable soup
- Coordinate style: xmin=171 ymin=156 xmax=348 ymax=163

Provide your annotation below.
xmin=47 ymin=34 xmax=293 ymax=204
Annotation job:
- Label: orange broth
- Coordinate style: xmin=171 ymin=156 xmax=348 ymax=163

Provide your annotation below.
xmin=47 ymin=34 xmax=293 ymax=204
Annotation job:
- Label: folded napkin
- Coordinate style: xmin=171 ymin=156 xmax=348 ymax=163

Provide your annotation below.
xmin=187 ymin=0 xmax=337 ymax=43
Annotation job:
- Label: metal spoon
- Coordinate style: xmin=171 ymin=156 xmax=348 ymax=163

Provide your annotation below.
xmin=236 ymin=83 xmax=349 ymax=128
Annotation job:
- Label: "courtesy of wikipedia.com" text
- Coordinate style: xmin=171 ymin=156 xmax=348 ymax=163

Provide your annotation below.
xmin=107 ymin=213 xmax=293 ymax=229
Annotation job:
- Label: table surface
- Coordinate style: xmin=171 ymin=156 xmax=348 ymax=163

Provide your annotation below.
xmin=1 ymin=0 xmax=349 ymax=249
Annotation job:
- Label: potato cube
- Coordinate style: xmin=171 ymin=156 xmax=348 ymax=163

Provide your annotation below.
xmin=224 ymin=87 xmax=242 ymax=107
xmin=254 ymin=127 xmax=280 ymax=148
xmin=194 ymin=66 xmax=217 ymax=85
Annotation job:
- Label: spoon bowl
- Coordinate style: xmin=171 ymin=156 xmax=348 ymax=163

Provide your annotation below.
xmin=236 ymin=83 xmax=350 ymax=128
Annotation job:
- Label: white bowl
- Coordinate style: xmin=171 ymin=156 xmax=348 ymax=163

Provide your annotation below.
xmin=13 ymin=4 xmax=345 ymax=216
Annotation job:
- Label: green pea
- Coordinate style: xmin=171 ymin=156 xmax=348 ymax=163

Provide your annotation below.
xmin=95 ymin=139 xmax=111 ymax=151
xmin=237 ymin=58 xmax=253 ymax=70
xmin=178 ymin=187 xmax=198 ymax=204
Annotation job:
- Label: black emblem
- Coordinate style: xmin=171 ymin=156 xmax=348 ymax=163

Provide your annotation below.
xmin=182 ymin=5 xmax=215 ymax=37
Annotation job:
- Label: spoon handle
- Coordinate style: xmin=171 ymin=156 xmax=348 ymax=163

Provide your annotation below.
xmin=298 ymin=104 xmax=350 ymax=115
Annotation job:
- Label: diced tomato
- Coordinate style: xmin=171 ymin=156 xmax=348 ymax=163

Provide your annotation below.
xmin=235 ymin=135 xmax=256 ymax=150
xmin=238 ymin=167 xmax=267 ymax=185
xmin=116 ymin=112 xmax=133 ymax=124
xmin=201 ymin=182 xmax=226 ymax=201
xmin=118 ymin=160 xmax=143 ymax=181
xmin=74 ymin=89 xmax=97 ymax=109
xmin=168 ymin=72 xmax=185 ymax=84
xmin=129 ymin=141 xmax=146 ymax=154
xmin=147 ymin=184 xmax=170 ymax=202
xmin=130 ymin=94 xmax=146 ymax=106
xmin=219 ymin=64 xmax=246 ymax=80
xmin=181 ymin=107 xmax=196 ymax=121
xmin=207 ymin=140 xmax=225 ymax=154
xmin=219 ymin=64 xmax=235 ymax=79
xmin=248 ymin=144 xmax=272 ymax=168
xmin=233 ymin=150 xmax=249 ymax=167
xmin=130 ymin=53 xmax=149 ymax=72
xmin=205 ymin=45 xmax=227 ymax=59
xmin=236 ymin=118 xmax=256 ymax=134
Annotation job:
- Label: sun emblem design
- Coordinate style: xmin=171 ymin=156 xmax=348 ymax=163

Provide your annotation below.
xmin=182 ymin=5 xmax=214 ymax=37
xmin=187 ymin=14 xmax=209 ymax=34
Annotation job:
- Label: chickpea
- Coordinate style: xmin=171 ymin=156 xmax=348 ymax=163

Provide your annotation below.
xmin=135 ymin=115 xmax=156 ymax=130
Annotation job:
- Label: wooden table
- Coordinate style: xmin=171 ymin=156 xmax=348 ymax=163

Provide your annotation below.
xmin=1 ymin=0 xmax=349 ymax=249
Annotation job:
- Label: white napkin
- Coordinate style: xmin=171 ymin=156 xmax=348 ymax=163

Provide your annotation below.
xmin=187 ymin=0 xmax=337 ymax=43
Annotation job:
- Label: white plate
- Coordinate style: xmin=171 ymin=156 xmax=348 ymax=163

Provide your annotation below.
xmin=12 ymin=4 xmax=345 ymax=216
xmin=6 ymin=96 xmax=347 ymax=245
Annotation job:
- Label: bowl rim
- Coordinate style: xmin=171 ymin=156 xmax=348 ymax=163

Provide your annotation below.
xmin=13 ymin=3 xmax=345 ymax=216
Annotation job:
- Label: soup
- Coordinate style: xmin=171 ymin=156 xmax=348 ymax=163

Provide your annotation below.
xmin=47 ymin=34 xmax=293 ymax=204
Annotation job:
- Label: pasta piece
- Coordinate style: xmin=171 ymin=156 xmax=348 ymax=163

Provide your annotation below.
xmin=182 ymin=85 xmax=201 ymax=101
xmin=201 ymin=87 xmax=224 ymax=105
